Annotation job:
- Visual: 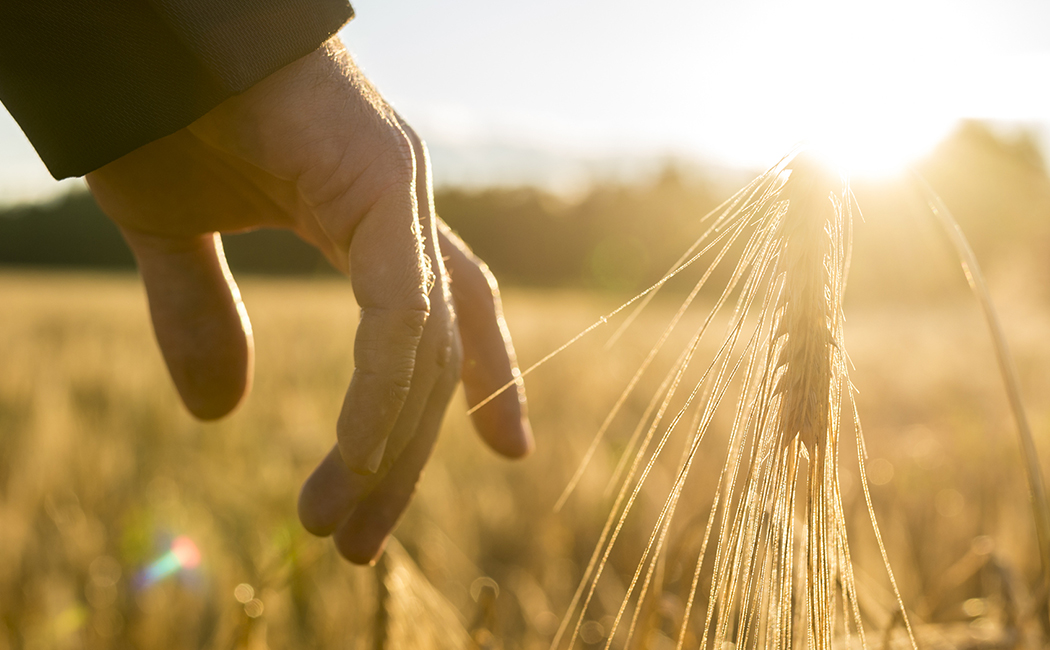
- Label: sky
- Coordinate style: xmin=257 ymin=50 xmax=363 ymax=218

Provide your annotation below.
xmin=3 ymin=0 xmax=1050 ymax=202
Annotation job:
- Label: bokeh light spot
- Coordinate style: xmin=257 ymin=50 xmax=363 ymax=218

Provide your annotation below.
xmin=244 ymin=598 xmax=265 ymax=618
xmin=866 ymin=458 xmax=894 ymax=486
xmin=234 ymin=583 xmax=255 ymax=604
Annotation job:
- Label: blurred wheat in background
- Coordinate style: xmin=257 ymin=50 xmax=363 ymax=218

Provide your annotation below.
xmin=1 ymin=124 xmax=1050 ymax=649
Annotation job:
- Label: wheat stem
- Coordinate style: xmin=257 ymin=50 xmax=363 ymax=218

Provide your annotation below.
xmin=914 ymin=173 xmax=1050 ymax=628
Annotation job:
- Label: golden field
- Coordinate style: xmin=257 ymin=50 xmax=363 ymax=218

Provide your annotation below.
xmin=0 ymin=261 xmax=1048 ymax=649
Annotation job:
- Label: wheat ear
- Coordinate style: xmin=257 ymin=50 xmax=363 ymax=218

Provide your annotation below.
xmin=552 ymin=151 xmax=920 ymax=650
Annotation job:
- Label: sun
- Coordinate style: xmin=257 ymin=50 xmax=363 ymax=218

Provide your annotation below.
xmin=806 ymin=113 xmax=957 ymax=180
xmin=772 ymin=29 xmax=960 ymax=180
xmin=693 ymin=0 xmax=976 ymax=179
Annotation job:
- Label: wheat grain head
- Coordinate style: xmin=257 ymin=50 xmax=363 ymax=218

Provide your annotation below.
xmin=551 ymin=150 xmax=917 ymax=650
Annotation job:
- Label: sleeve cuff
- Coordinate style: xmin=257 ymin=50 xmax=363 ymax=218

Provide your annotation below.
xmin=0 ymin=0 xmax=353 ymax=179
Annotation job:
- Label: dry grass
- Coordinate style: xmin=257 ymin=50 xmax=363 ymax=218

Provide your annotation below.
xmin=0 ymin=197 xmax=1048 ymax=650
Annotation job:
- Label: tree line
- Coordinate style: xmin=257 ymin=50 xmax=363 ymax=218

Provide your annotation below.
xmin=1 ymin=121 xmax=1046 ymax=300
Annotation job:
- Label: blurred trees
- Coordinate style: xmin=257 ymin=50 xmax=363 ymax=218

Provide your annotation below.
xmin=434 ymin=166 xmax=732 ymax=292
xmin=0 ymin=192 xmax=136 ymax=269
xmin=0 ymin=192 xmax=334 ymax=275
xmin=1 ymin=120 xmax=1047 ymax=300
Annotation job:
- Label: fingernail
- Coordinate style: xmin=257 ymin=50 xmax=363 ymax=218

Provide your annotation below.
xmin=368 ymin=543 xmax=388 ymax=566
xmin=363 ymin=438 xmax=387 ymax=473
xmin=520 ymin=417 xmax=536 ymax=455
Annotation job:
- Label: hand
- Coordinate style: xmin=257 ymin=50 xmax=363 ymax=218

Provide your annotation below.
xmin=86 ymin=37 xmax=532 ymax=564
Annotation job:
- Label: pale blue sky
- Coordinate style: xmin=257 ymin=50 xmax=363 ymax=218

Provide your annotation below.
xmin=3 ymin=0 xmax=1050 ymax=202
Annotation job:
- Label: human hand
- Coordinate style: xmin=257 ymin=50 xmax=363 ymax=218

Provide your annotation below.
xmin=86 ymin=37 xmax=532 ymax=563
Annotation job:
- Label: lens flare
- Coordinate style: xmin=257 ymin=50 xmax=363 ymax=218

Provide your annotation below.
xmin=137 ymin=535 xmax=201 ymax=587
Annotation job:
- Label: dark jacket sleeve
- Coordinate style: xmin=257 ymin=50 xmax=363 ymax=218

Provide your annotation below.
xmin=0 ymin=0 xmax=353 ymax=180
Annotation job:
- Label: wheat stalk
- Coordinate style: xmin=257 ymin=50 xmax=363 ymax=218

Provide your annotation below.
xmin=547 ymin=150 xmax=917 ymax=650
xmin=916 ymin=176 xmax=1050 ymax=632
xmin=465 ymin=146 xmax=1048 ymax=648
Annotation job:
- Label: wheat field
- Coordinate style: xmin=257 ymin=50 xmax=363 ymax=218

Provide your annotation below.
xmin=0 ymin=232 xmax=1048 ymax=650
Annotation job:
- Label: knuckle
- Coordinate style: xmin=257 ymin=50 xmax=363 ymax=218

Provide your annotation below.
xmin=354 ymin=305 xmax=429 ymax=371
xmin=391 ymin=135 xmax=417 ymax=175
xmin=355 ymin=347 xmax=409 ymax=383
xmin=372 ymin=131 xmax=416 ymax=187
xmin=387 ymin=375 xmax=412 ymax=407
xmin=358 ymin=303 xmax=430 ymax=344
xmin=359 ymin=135 xmax=416 ymax=199
xmin=398 ymin=304 xmax=430 ymax=340
xmin=398 ymin=119 xmax=420 ymax=145
xmin=422 ymin=301 xmax=458 ymax=367
xmin=304 ymin=127 xmax=417 ymax=242
xmin=399 ymin=123 xmax=427 ymax=162
xmin=434 ymin=332 xmax=459 ymax=375
xmin=441 ymin=315 xmax=463 ymax=370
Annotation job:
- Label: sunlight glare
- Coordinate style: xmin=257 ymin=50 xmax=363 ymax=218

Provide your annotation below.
xmin=701 ymin=0 xmax=970 ymax=176
xmin=783 ymin=15 xmax=957 ymax=178
xmin=806 ymin=114 xmax=956 ymax=179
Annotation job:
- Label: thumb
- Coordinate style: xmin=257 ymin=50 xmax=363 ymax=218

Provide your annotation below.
xmin=122 ymin=229 xmax=254 ymax=420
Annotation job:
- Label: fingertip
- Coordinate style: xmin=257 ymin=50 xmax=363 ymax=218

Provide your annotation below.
xmin=330 ymin=382 xmax=448 ymax=565
xmin=468 ymin=365 xmax=533 ymax=457
xmin=297 ymin=491 xmax=337 ymax=538
xmin=172 ymin=339 xmax=252 ymax=421
xmin=333 ymin=522 xmax=389 ymax=566
xmin=362 ymin=437 xmax=387 ymax=474
xmin=297 ymin=482 xmax=341 ymax=537
xmin=124 ymin=231 xmax=254 ymax=421
xmin=470 ymin=391 xmax=535 ymax=459
xmin=297 ymin=447 xmax=363 ymax=537
xmin=514 ymin=417 xmax=536 ymax=458
xmin=180 ymin=338 xmax=253 ymax=420
xmin=490 ymin=420 xmax=534 ymax=459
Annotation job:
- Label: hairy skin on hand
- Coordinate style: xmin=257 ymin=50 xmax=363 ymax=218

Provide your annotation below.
xmin=87 ymin=37 xmax=532 ymax=564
